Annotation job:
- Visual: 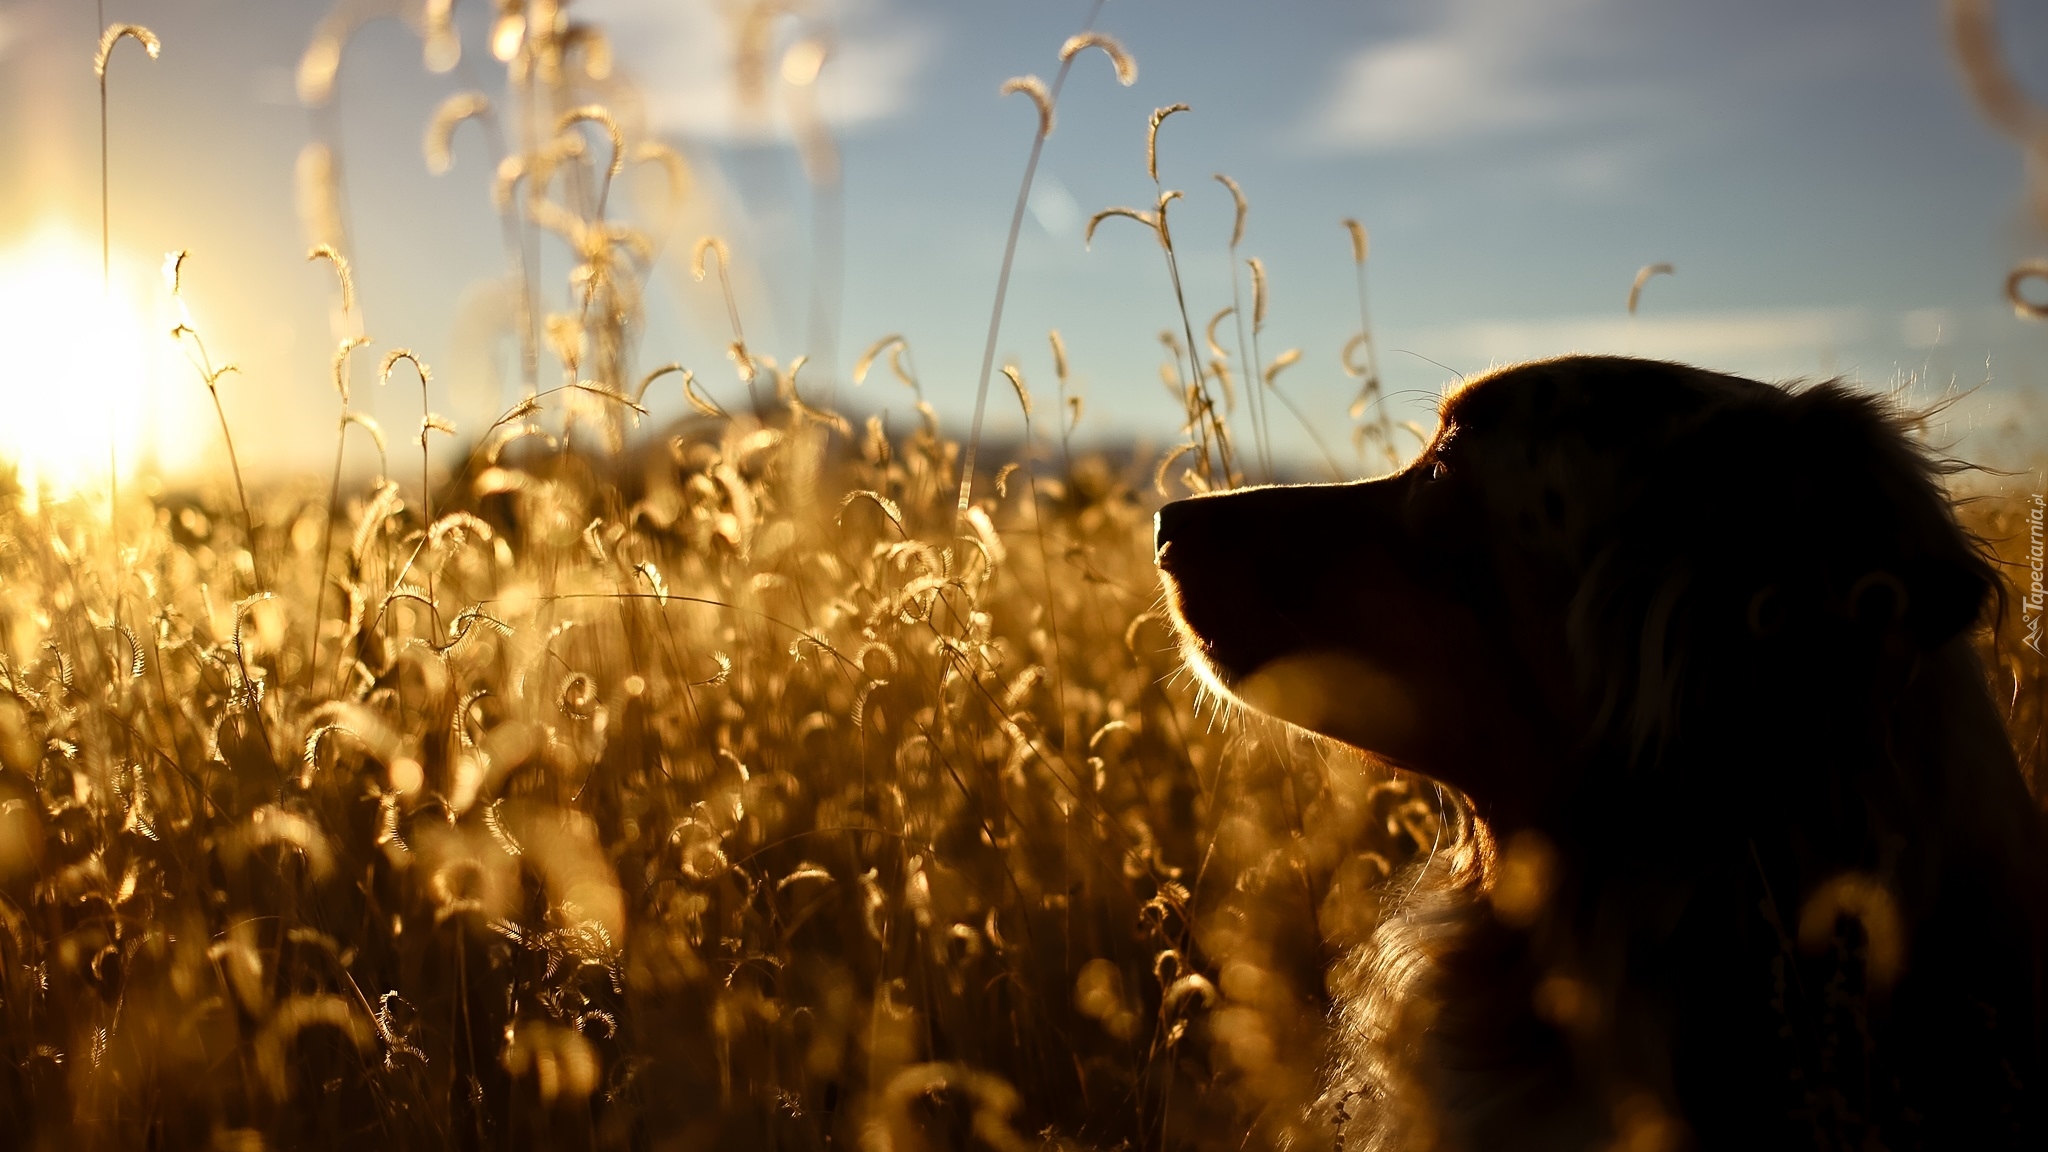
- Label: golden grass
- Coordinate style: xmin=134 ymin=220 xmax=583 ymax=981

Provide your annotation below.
xmin=0 ymin=385 xmax=1468 ymax=1149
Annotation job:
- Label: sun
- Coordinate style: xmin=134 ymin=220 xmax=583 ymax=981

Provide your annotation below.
xmin=0 ymin=225 xmax=168 ymax=507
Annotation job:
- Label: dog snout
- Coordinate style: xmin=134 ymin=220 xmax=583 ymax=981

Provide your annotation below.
xmin=1157 ymin=483 xmax=1381 ymax=568
xmin=1154 ymin=498 xmax=1200 ymax=563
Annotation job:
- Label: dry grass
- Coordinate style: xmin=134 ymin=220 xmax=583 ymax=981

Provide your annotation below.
xmin=0 ymin=2 xmax=2042 ymax=1149
xmin=0 ymin=370 xmax=1476 ymax=1149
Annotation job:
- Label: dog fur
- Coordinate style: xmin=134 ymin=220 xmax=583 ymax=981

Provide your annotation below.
xmin=1154 ymin=356 xmax=2048 ymax=1149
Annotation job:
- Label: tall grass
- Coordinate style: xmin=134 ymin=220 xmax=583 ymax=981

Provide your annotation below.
xmin=0 ymin=2 xmax=2040 ymax=1150
xmin=0 ymin=346 xmax=1472 ymax=1149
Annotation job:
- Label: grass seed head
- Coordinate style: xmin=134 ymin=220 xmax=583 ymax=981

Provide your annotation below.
xmin=1059 ymin=31 xmax=1137 ymax=86
xmin=1001 ymin=75 xmax=1055 ymax=137
xmin=424 ymin=92 xmax=492 ymax=175
xmin=297 ymin=20 xmax=343 ymax=105
xmin=1215 ymin=173 xmax=1248 ymax=249
xmin=94 ymin=24 xmax=161 ymax=78
xmin=307 ymin=244 xmax=357 ymax=317
xmin=1262 ymin=347 xmax=1300 ymax=386
xmin=1342 ymin=332 xmax=1372 ymax=380
xmin=1084 ymin=206 xmax=1158 ymax=249
xmin=1205 ymin=306 xmax=1234 ymax=361
xmin=1627 ymin=262 xmax=1675 ymax=315
xmin=491 ymin=154 xmax=526 ymax=211
xmin=852 ymin=334 xmax=909 ymax=385
xmin=1003 ymin=364 xmax=1033 ymax=418
xmin=1148 ymin=104 xmax=1190 ymax=183
xmin=1342 ymin=217 xmax=1368 ymax=265
xmin=378 ymin=349 xmax=430 ymax=388
xmin=692 ymin=236 xmax=731 ymax=284
xmin=557 ymin=105 xmax=625 ymax=182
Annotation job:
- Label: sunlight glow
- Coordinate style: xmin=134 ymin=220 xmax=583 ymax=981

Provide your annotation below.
xmin=0 ymin=226 xmax=164 ymax=507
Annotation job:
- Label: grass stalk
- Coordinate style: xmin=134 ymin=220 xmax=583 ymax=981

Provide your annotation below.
xmin=1145 ymin=107 xmax=1235 ymax=487
xmin=1342 ymin=219 xmax=1393 ymax=472
xmin=1247 ymin=256 xmax=1342 ymax=480
xmin=957 ymin=0 xmax=1111 ymax=522
xmin=1216 ymin=175 xmax=1272 ymax=482
xmin=166 ymin=255 xmax=259 ymax=582
xmin=94 ymin=20 xmax=159 ymax=542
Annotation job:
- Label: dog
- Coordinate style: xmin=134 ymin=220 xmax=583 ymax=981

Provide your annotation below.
xmin=1154 ymin=356 xmax=2048 ymax=1150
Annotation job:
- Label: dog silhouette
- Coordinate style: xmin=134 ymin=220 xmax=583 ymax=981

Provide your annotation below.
xmin=1156 ymin=356 xmax=2048 ymax=1150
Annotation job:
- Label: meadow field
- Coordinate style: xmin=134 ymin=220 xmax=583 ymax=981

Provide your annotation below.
xmin=0 ymin=1 xmax=2042 ymax=1149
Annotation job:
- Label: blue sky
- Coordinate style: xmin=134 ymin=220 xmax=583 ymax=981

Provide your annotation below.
xmin=0 ymin=0 xmax=2043 ymax=482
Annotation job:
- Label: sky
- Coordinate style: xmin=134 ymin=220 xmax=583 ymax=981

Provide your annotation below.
xmin=0 ymin=0 xmax=2044 ymax=490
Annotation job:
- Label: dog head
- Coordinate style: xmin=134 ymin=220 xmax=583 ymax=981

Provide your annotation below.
xmin=1155 ymin=356 xmax=1995 ymax=824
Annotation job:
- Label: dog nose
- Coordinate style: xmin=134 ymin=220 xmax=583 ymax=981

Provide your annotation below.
xmin=1154 ymin=498 xmax=1195 ymax=562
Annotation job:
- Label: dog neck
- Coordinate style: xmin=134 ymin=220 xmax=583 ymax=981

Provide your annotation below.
xmin=1327 ymin=636 xmax=2048 ymax=1152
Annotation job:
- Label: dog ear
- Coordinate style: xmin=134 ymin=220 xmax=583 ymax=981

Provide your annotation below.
xmin=1784 ymin=384 xmax=1995 ymax=650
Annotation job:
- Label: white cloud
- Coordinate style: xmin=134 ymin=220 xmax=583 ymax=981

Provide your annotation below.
xmin=1413 ymin=308 xmax=1873 ymax=377
xmin=1304 ymin=0 xmax=1653 ymax=153
xmin=580 ymin=0 xmax=933 ymax=142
